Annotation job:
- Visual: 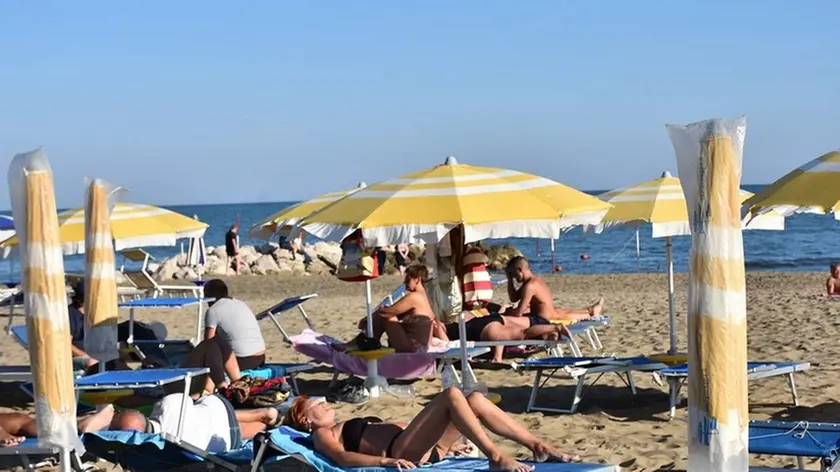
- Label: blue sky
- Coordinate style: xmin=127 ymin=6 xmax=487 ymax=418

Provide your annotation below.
xmin=1 ymin=1 xmax=838 ymax=208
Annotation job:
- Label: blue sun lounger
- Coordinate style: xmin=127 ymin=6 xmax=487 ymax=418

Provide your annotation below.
xmin=119 ymin=296 xmax=207 ymax=346
xmin=513 ymin=356 xmax=668 ymax=414
xmin=255 ymin=293 xmax=319 ymax=343
xmin=749 ymin=420 xmax=840 ymax=471
xmin=250 ymin=426 xmax=620 ymax=472
xmin=659 ymin=361 xmax=811 ymax=419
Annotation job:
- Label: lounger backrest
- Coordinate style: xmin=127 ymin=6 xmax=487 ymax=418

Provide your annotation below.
xmin=124 ymin=271 xmax=157 ymax=291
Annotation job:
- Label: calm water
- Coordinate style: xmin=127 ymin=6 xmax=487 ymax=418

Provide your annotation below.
xmin=5 ymin=185 xmax=839 ymax=278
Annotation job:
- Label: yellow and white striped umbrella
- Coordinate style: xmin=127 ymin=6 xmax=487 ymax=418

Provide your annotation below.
xmin=1 ymin=202 xmax=208 ymax=256
xmin=83 ymin=179 xmax=125 ymax=364
xmin=668 ymin=117 xmax=748 ymax=471
xmin=593 ymin=173 xmax=784 ymax=355
xmin=596 ymin=172 xmax=784 ymax=236
xmin=300 ymin=156 xmax=612 ymax=246
xmin=248 ymin=182 xmax=368 ymax=240
xmin=743 ymin=150 xmax=840 ymax=221
xmin=8 ymin=148 xmax=82 ymax=453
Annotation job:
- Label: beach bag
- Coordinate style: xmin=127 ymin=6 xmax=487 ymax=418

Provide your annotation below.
xmin=337 ymin=233 xmax=379 ymax=281
xmin=462 ymin=246 xmax=493 ymax=309
xmin=220 ymin=376 xmax=291 ymax=408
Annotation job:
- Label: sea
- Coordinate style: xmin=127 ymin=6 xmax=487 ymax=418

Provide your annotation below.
xmin=5 ymin=185 xmax=838 ymax=278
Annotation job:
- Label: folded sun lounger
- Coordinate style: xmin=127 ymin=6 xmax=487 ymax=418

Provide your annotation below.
xmin=513 ymin=356 xmax=668 ymax=414
xmin=251 ymin=426 xmax=620 ymax=472
xmin=749 ymin=420 xmax=840 ymax=471
xmin=255 ymin=293 xmax=319 ymax=343
xmin=659 ymin=361 xmax=811 ymax=419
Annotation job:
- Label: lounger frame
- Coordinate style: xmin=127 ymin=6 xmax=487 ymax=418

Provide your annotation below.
xmin=515 ymin=357 xmax=668 ymax=414
xmin=661 ymin=362 xmax=810 ymax=419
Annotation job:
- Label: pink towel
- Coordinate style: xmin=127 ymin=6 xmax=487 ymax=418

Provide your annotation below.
xmin=290 ymin=329 xmax=438 ymax=378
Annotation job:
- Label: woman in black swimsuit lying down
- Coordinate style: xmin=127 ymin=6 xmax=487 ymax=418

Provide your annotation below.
xmin=285 ymin=388 xmax=578 ymax=471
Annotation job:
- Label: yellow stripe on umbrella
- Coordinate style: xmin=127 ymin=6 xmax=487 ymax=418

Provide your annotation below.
xmin=668 ymin=117 xmax=749 ymax=471
xmin=83 ymin=179 xmax=125 ymax=364
xmin=743 ymin=150 xmax=840 ymax=221
xmin=1 ymin=202 xmax=208 ymax=256
xmin=300 ymin=157 xmax=612 ymax=245
xmin=248 ymin=182 xmax=368 ymax=240
xmin=8 ymin=148 xmax=82 ymax=453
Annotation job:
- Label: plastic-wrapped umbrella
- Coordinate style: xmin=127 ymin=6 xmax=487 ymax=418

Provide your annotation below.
xmin=83 ymin=179 xmax=125 ymax=366
xmin=668 ymin=117 xmax=749 ymax=471
xmin=187 ymin=215 xmax=207 ymax=279
xmin=8 ymin=148 xmax=83 ymax=462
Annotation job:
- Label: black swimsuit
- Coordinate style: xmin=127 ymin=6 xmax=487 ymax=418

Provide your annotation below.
xmin=445 ymin=315 xmax=505 ymax=341
xmin=341 ymin=417 xmax=443 ymax=462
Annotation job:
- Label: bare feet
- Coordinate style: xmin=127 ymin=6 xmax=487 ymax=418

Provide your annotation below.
xmin=588 ymin=297 xmax=604 ymax=318
xmin=0 ymin=428 xmax=24 ymax=447
xmin=490 ymin=454 xmax=535 ymax=472
xmin=531 ymin=441 xmax=580 ymax=463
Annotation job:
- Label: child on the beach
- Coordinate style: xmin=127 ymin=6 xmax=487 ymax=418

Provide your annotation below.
xmin=828 ymin=263 xmax=840 ymax=297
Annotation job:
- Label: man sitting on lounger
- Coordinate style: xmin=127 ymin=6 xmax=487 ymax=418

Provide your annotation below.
xmin=501 ymin=256 xmax=604 ymax=322
xmin=342 ymin=264 xmax=436 ymax=353
xmin=202 ymin=279 xmax=267 ymax=378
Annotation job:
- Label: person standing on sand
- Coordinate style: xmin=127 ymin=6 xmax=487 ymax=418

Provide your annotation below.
xmin=502 ymin=256 xmax=604 ymax=322
xmin=396 ymin=243 xmax=410 ymax=274
xmin=225 ymin=224 xmax=240 ymax=274
xmin=828 ymin=263 xmax=840 ymax=297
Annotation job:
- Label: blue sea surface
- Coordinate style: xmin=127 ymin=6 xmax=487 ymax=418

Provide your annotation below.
xmin=3 ymin=185 xmax=838 ymax=278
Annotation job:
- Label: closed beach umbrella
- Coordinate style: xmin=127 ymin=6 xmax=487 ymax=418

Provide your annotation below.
xmin=593 ymin=173 xmax=784 ymax=354
xmin=248 ymin=182 xmax=368 ymax=240
xmin=301 ymin=157 xmax=612 ymax=397
xmin=8 ymin=148 xmax=82 ymax=456
xmin=0 ymin=202 xmax=208 ymax=256
xmin=186 ymin=215 xmax=207 ymax=278
xmin=742 ymin=150 xmax=840 ymax=221
xmin=668 ymin=117 xmax=749 ymax=471
xmin=84 ymin=179 xmax=124 ymax=364
xmin=300 ymin=156 xmax=612 ymax=245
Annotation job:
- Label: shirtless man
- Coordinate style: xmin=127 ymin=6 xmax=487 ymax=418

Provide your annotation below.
xmin=503 ymin=256 xmax=603 ymax=322
xmin=347 ymin=264 xmax=435 ymax=352
xmin=827 ymin=263 xmax=840 ymax=297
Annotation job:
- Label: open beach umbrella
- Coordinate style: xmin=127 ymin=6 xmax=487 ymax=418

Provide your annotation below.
xmin=300 ymin=156 xmax=612 ymax=245
xmin=300 ymin=156 xmax=613 ymax=396
xmin=0 ymin=202 xmax=208 ymax=257
xmin=84 ymin=178 xmax=124 ymax=365
xmin=248 ymin=182 xmax=368 ymax=240
xmin=591 ymin=172 xmax=784 ymax=354
xmin=8 ymin=148 xmax=83 ymax=459
xmin=743 ymin=150 xmax=840 ymax=221
xmin=669 ymin=116 xmax=749 ymax=471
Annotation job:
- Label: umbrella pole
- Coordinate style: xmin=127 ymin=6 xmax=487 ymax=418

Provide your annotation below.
xmin=666 ymin=236 xmax=677 ymax=354
xmin=363 ymin=279 xmax=384 ymax=398
xmin=550 ymin=239 xmax=556 ymax=268
xmin=636 ymin=229 xmax=641 ymax=260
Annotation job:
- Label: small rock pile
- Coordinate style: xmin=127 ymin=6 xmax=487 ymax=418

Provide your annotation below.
xmin=150 ymin=241 xmax=523 ymax=281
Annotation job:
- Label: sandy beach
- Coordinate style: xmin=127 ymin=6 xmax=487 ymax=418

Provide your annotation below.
xmin=1 ymin=270 xmax=837 ymax=471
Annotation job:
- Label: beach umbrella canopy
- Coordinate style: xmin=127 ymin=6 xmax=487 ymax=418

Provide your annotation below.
xmin=8 ymin=148 xmax=82 ymax=454
xmin=592 ymin=172 xmax=784 ymax=354
xmin=669 ymin=116 xmax=749 ymax=471
xmin=300 ymin=156 xmax=612 ymax=246
xmin=0 ymin=202 xmax=208 ymax=256
xmin=84 ymin=179 xmax=124 ymax=364
xmin=743 ymin=150 xmax=840 ymax=221
xmin=248 ymin=182 xmax=368 ymax=240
